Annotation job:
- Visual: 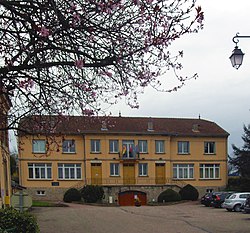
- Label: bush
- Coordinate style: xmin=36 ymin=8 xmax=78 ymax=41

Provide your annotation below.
xmin=63 ymin=188 xmax=82 ymax=203
xmin=81 ymin=185 xmax=104 ymax=203
xmin=0 ymin=208 xmax=39 ymax=233
xmin=179 ymin=184 xmax=199 ymax=201
xmin=157 ymin=189 xmax=181 ymax=203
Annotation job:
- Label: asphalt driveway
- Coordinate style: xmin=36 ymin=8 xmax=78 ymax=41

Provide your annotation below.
xmin=32 ymin=202 xmax=250 ymax=233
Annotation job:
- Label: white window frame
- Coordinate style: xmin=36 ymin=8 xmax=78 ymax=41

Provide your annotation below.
xmin=110 ymin=163 xmax=119 ymax=176
xmin=155 ymin=140 xmax=164 ymax=153
xmin=32 ymin=140 xmax=46 ymax=153
xmin=62 ymin=139 xmax=76 ymax=153
xmin=138 ymin=140 xmax=148 ymax=153
xmin=36 ymin=190 xmax=46 ymax=196
xmin=91 ymin=139 xmax=101 ymax=153
xmin=58 ymin=163 xmax=82 ymax=180
xmin=204 ymin=142 xmax=216 ymax=154
xmin=178 ymin=141 xmax=190 ymax=154
xmin=139 ymin=163 xmax=148 ymax=176
xmin=109 ymin=140 xmax=119 ymax=153
xmin=28 ymin=163 xmax=52 ymax=179
xmin=173 ymin=164 xmax=194 ymax=179
xmin=200 ymin=164 xmax=220 ymax=179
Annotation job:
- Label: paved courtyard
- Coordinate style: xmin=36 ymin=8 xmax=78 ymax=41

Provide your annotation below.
xmin=32 ymin=202 xmax=250 ymax=233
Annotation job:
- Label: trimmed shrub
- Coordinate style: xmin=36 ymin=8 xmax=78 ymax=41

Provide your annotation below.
xmin=63 ymin=188 xmax=82 ymax=203
xmin=179 ymin=184 xmax=199 ymax=201
xmin=81 ymin=185 xmax=104 ymax=203
xmin=157 ymin=189 xmax=181 ymax=203
xmin=0 ymin=208 xmax=39 ymax=233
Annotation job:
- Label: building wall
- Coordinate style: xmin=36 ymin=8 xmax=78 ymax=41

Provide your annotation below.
xmin=0 ymin=94 xmax=11 ymax=208
xmin=18 ymin=133 xmax=228 ymax=201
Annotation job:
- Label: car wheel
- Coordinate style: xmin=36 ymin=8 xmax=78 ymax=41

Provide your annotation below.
xmin=226 ymin=208 xmax=232 ymax=212
xmin=234 ymin=204 xmax=241 ymax=212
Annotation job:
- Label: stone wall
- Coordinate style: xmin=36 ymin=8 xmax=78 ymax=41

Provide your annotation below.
xmin=26 ymin=187 xmax=68 ymax=201
xmin=26 ymin=185 xmax=227 ymax=203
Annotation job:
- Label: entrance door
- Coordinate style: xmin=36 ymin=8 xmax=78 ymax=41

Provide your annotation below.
xmin=91 ymin=163 xmax=102 ymax=185
xmin=123 ymin=164 xmax=135 ymax=184
xmin=155 ymin=163 xmax=166 ymax=184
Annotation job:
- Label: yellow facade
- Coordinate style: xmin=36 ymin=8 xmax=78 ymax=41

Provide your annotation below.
xmin=0 ymin=93 xmax=12 ymax=208
xmin=19 ymin=121 xmax=228 ymax=201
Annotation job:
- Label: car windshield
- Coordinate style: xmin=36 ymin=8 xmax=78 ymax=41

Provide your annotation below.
xmin=229 ymin=194 xmax=236 ymax=199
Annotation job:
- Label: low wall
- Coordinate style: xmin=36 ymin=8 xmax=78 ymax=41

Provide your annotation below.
xmin=25 ymin=185 xmax=227 ymax=203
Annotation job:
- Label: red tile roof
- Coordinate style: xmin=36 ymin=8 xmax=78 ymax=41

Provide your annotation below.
xmin=18 ymin=115 xmax=229 ymax=137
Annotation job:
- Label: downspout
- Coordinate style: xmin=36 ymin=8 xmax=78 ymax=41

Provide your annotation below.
xmin=83 ymin=134 xmax=87 ymax=185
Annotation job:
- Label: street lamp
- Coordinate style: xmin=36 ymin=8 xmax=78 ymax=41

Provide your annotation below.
xmin=230 ymin=46 xmax=244 ymax=69
xmin=230 ymin=33 xmax=250 ymax=69
xmin=230 ymin=33 xmax=246 ymax=69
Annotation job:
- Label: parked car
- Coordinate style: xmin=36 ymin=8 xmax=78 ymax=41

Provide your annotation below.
xmin=210 ymin=192 xmax=234 ymax=208
xmin=242 ymin=196 xmax=250 ymax=213
xmin=222 ymin=192 xmax=250 ymax=212
xmin=201 ymin=192 xmax=222 ymax=207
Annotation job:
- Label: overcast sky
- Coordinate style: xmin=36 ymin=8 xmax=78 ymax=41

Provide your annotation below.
xmin=109 ymin=0 xmax=250 ymax=155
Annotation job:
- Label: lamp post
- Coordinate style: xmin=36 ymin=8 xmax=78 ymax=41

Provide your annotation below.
xmin=230 ymin=33 xmax=250 ymax=69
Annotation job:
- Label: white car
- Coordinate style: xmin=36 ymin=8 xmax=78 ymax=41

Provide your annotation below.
xmin=222 ymin=192 xmax=250 ymax=212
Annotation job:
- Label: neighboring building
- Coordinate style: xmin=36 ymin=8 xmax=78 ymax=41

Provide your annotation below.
xmin=0 ymin=89 xmax=12 ymax=208
xmin=18 ymin=115 xmax=229 ymax=205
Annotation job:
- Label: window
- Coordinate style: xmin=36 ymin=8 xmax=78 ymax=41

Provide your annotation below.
xmin=32 ymin=140 xmax=46 ymax=153
xmin=28 ymin=163 xmax=52 ymax=179
xmin=204 ymin=142 xmax=216 ymax=154
xmin=178 ymin=141 xmax=190 ymax=154
xmin=173 ymin=164 xmax=194 ymax=179
xmin=36 ymin=190 xmax=46 ymax=196
xmin=239 ymin=194 xmax=250 ymax=198
xmin=109 ymin=140 xmax=119 ymax=153
xmin=139 ymin=163 xmax=148 ymax=176
xmin=122 ymin=140 xmax=135 ymax=158
xmin=62 ymin=140 xmax=76 ymax=153
xmin=110 ymin=163 xmax=119 ymax=176
xmin=138 ymin=140 xmax=148 ymax=153
xmin=200 ymin=164 xmax=220 ymax=179
xmin=58 ymin=163 xmax=81 ymax=180
xmin=91 ymin=139 xmax=101 ymax=153
xmin=155 ymin=140 xmax=164 ymax=153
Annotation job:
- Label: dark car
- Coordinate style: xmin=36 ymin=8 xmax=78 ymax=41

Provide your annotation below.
xmin=201 ymin=192 xmax=221 ymax=207
xmin=243 ymin=196 xmax=250 ymax=213
xmin=210 ymin=192 xmax=234 ymax=208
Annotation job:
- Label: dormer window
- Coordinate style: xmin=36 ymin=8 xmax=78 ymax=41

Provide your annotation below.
xmin=147 ymin=120 xmax=154 ymax=131
xmin=101 ymin=121 xmax=108 ymax=131
xmin=192 ymin=124 xmax=200 ymax=132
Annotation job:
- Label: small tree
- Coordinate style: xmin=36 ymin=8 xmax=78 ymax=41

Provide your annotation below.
xmin=179 ymin=184 xmax=199 ymax=201
xmin=0 ymin=0 xmax=204 ymax=133
xmin=230 ymin=124 xmax=250 ymax=178
xmin=81 ymin=185 xmax=104 ymax=203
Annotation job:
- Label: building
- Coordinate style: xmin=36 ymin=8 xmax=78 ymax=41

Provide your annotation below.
xmin=0 ymin=89 xmax=12 ymax=208
xmin=18 ymin=115 xmax=229 ymax=205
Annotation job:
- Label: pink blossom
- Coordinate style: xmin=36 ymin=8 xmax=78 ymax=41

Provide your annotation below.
xmin=39 ymin=26 xmax=50 ymax=37
xmin=82 ymin=109 xmax=94 ymax=116
xmin=75 ymin=59 xmax=85 ymax=69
